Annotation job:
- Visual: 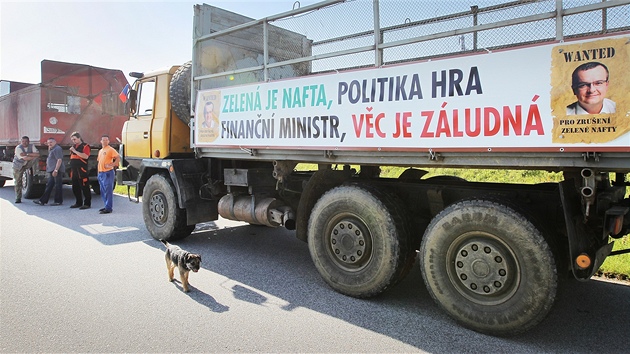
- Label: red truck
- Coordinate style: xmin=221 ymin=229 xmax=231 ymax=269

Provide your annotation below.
xmin=0 ymin=60 xmax=129 ymax=198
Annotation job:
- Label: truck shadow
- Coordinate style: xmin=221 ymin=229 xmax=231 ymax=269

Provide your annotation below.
xmin=181 ymin=224 xmax=629 ymax=353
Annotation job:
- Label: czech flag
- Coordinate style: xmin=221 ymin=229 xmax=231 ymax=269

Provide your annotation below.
xmin=119 ymin=84 xmax=130 ymax=103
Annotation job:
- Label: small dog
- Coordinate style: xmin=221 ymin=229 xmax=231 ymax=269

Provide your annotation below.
xmin=161 ymin=240 xmax=201 ymax=292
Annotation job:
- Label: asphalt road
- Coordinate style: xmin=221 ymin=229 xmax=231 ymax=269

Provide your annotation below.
xmin=1 ymin=182 xmax=629 ymax=353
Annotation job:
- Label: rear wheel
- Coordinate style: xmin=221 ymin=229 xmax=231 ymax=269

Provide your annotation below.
xmin=92 ymin=179 xmax=116 ymax=194
xmin=420 ymin=199 xmax=557 ymax=336
xmin=308 ymin=184 xmax=411 ymax=298
xmin=91 ymin=181 xmax=101 ymax=195
xmin=0 ymin=179 xmax=5 ymax=188
xmin=142 ymin=174 xmax=194 ymax=241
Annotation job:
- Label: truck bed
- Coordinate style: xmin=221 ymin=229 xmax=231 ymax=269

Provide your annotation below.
xmin=0 ymin=60 xmax=129 ymax=147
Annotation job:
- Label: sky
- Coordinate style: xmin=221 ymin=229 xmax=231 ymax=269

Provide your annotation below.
xmin=0 ymin=0 xmax=320 ymax=85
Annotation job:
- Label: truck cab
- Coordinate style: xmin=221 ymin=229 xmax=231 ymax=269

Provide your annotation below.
xmin=120 ymin=66 xmax=192 ymax=183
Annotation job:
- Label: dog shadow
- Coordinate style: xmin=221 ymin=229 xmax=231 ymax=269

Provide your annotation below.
xmin=141 ymin=237 xmax=229 ymax=313
xmin=169 ymin=280 xmax=230 ymax=313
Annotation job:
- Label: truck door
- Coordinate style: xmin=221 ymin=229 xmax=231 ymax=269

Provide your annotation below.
xmin=124 ymin=79 xmax=155 ymax=159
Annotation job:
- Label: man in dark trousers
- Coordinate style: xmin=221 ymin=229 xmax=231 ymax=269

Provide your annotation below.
xmin=33 ymin=137 xmax=64 ymax=206
xmin=69 ymin=132 xmax=91 ymax=209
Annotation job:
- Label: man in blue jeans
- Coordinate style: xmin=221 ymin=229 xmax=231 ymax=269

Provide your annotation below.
xmin=97 ymin=135 xmax=120 ymax=214
xmin=33 ymin=137 xmax=64 ymax=206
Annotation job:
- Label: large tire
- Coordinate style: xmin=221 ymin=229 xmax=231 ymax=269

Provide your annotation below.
xmin=22 ymin=168 xmax=44 ymax=199
xmin=169 ymin=61 xmax=192 ymax=125
xmin=420 ymin=199 xmax=557 ymax=336
xmin=308 ymin=184 xmax=411 ymax=298
xmin=142 ymin=174 xmax=194 ymax=241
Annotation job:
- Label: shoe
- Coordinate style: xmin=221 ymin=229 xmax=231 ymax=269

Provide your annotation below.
xmin=15 ymin=199 xmax=21 ymax=204
xmin=52 ymin=202 xmax=63 ymax=206
xmin=70 ymin=204 xmax=81 ymax=208
xmin=99 ymin=209 xmax=112 ymax=214
xmin=33 ymin=200 xmax=45 ymax=206
xmin=99 ymin=208 xmax=106 ymax=212
xmin=79 ymin=205 xmax=90 ymax=210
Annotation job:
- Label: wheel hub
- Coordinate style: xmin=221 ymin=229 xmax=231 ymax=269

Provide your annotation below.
xmin=330 ymin=220 xmax=366 ymax=265
xmin=149 ymin=194 xmax=166 ymax=225
xmin=454 ymin=240 xmax=509 ymax=295
xmin=21 ymin=170 xmax=29 ymax=193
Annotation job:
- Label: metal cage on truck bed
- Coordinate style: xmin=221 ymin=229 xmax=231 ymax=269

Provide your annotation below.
xmin=190 ymin=0 xmax=630 ymax=170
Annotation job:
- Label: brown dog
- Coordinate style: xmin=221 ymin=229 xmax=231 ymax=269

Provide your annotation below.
xmin=161 ymin=240 xmax=201 ymax=292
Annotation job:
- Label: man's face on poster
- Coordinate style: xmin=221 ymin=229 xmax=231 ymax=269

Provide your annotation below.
xmin=204 ymin=102 xmax=214 ymax=122
xmin=572 ymin=65 xmax=609 ymax=110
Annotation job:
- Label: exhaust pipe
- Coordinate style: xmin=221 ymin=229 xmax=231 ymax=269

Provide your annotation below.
xmin=218 ymin=194 xmax=295 ymax=229
xmin=580 ymin=168 xmax=596 ymax=217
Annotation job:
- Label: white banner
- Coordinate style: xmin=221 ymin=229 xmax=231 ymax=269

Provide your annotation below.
xmin=195 ymin=35 xmax=630 ymax=151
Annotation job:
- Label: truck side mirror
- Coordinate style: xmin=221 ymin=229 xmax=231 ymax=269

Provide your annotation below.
xmin=129 ymin=89 xmax=138 ymax=115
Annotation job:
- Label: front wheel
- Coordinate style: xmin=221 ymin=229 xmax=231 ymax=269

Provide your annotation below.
xmin=308 ymin=184 xmax=411 ymax=298
xmin=142 ymin=174 xmax=194 ymax=241
xmin=420 ymin=199 xmax=557 ymax=336
xmin=22 ymin=168 xmax=44 ymax=199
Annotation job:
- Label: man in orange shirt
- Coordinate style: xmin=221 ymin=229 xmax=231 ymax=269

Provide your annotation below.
xmin=97 ymin=134 xmax=120 ymax=214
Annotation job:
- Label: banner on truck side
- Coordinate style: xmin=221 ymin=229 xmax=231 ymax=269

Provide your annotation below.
xmin=194 ymin=35 xmax=630 ymax=151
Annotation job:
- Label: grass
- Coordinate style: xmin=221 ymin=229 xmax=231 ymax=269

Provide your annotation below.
xmin=597 ymin=236 xmax=630 ymax=281
xmin=297 ymin=164 xmax=566 ymax=183
xmin=114 ymin=184 xmax=134 ymax=196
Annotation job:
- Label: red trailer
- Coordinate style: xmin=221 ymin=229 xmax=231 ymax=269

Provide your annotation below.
xmin=0 ymin=60 xmax=129 ymax=197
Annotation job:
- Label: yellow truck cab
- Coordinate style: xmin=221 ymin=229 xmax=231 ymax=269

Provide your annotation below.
xmin=121 ymin=65 xmax=191 ymax=173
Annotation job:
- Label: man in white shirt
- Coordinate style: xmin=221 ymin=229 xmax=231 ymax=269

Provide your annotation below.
xmin=12 ymin=136 xmax=39 ymax=203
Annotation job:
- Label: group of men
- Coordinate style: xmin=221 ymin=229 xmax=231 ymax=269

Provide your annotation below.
xmin=12 ymin=133 xmax=120 ymax=214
